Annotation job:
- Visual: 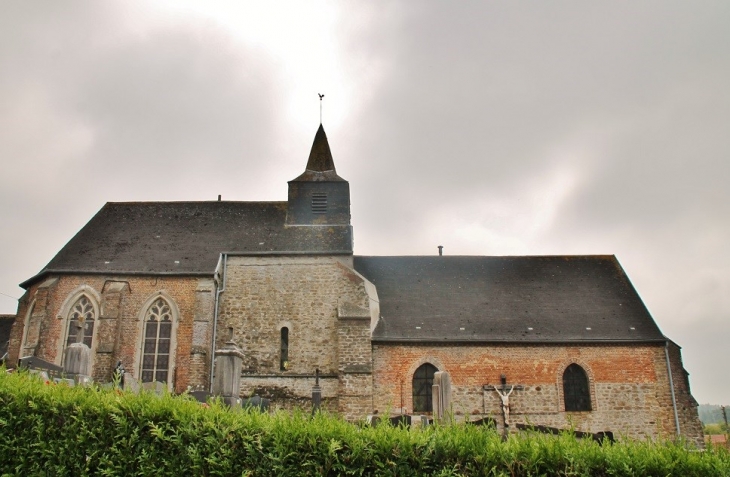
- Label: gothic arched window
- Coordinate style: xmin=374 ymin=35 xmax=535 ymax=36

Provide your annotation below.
xmin=563 ymin=363 xmax=592 ymax=412
xmin=280 ymin=327 xmax=289 ymax=371
xmin=412 ymin=363 xmax=438 ymax=413
xmin=65 ymin=296 xmax=95 ymax=348
xmin=141 ymin=298 xmax=173 ymax=383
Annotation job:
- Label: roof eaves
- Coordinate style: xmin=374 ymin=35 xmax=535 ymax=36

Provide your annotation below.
xmin=20 ymin=269 xmax=215 ymax=289
xmin=371 ymin=337 xmax=668 ymax=345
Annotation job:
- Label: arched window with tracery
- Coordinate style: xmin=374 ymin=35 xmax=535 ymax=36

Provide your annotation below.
xmin=65 ymin=295 xmax=95 ymax=348
xmin=412 ymin=363 xmax=438 ymax=413
xmin=563 ymin=363 xmax=592 ymax=412
xmin=141 ymin=298 xmax=173 ymax=383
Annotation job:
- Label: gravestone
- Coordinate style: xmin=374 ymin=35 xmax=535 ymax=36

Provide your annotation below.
xmin=212 ymin=328 xmax=244 ymax=408
xmin=142 ymin=381 xmax=166 ymax=395
xmin=432 ymin=371 xmax=452 ymax=423
xmin=123 ymin=373 xmax=140 ymax=393
xmin=63 ymin=322 xmax=92 ymax=385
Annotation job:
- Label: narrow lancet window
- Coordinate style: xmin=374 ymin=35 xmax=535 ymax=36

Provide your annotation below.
xmin=141 ymin=298 xmax=173 ymax=383
xmin=280 ymin=327 xmax=289 ymax=370
xmin=563 ymin=363 xmax=592 ymax=412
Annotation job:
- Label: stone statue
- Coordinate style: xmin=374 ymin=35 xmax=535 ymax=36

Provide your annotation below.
xmin=495 ymin=385 xmax=514 ymax=426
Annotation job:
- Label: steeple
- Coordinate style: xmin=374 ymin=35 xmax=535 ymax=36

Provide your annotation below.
xmin=306 ymin=124 xmax=336 ymax=172
xmin=291 ymin=124 xmax=345 ymax=182
xmin=286 ymin=124 xmax=350 ymax=226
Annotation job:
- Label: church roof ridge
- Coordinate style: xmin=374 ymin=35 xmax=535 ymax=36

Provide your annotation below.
xmin=354 ymin=254 xmax=617 ymax=260
xmin=101 ymin=200 xmax=288 ymax=206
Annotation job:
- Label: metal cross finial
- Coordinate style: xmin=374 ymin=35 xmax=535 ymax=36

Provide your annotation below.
xmin=318 ymin=93 xmax=324 ymax=124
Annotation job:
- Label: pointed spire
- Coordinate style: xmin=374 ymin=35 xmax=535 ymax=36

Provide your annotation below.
xmin=305 ymin=124 xmax=336 ymax=172
xmin=291 ymin=124 xmax=345 ymax=182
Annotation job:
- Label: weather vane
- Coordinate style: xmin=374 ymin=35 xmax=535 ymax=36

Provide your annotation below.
xmin=318 ymin=93 xmax=324 ymax=124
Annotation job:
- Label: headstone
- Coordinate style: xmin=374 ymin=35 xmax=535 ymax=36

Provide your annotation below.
xmin=389 ymin=415 xmax=412 ymax=427
xmin=63 ymin=321 xmax=92 ymax=385
xmin=242 ymin=395 xmax=270 ymax=411
xmin=432 ymin=371 xmax=452 ymax=423
xmin=124 ymin=372 xmax=140 ymax=393
xmin=63 ymin=343 xmax=91 ymax=384
xmin=212 ymin=328 xmax=244 ymax=408
xmin=142 ymin=381 xmax=166 ymax=395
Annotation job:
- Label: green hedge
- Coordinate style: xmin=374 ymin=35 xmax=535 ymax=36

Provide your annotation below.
xmin=0 ymin=370 xmax=727 ymax=476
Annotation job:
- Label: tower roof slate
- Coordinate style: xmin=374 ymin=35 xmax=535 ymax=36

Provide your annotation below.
xmin=21 ymin=201 xmax=353 ymax=288
xmin=291 ymin=124 xmax=345 ymax=182
xmin=353 ymin=255 xmax=665 ymax=343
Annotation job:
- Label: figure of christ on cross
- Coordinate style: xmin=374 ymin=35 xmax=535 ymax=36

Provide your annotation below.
xmin=495 ymin=385 xmax=514 ymax=426
xmin=483 ymin=375 xmax=524 ymax=431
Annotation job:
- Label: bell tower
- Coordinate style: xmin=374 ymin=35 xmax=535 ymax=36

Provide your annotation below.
xmin=286 ymin=124 xmax=351 ymax=226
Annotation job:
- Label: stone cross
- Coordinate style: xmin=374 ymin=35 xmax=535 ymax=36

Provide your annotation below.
xmin=75 ymin=319 xmax=85 ymax=344
xmin=483 ymin=375 xmax=524 ymax=431
xmin=64 ymin=320 xmax=91 ymax=385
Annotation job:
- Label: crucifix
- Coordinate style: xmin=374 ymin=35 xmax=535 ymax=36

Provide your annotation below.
xmin=483 ymin=374 xmax=524 ymax=430
xmin=74 ymin=317 xmax=86 ymax=345
xmin=318 ymin=93 xmax=325 ymax=123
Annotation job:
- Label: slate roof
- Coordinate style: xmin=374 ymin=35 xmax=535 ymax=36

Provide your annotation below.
xmin=353 ymin=255 xmax=665 ymax=343
xmin=291 ymin=124 xmax=345 ymax=182
xmin=22 ymin=201 xmax=353 ymax=288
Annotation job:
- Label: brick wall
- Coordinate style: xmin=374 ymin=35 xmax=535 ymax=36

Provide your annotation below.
xmin=8 ymin=274 xmax=214 ymax=393
xmin=372 ymin=342 xmax=703 ymax=442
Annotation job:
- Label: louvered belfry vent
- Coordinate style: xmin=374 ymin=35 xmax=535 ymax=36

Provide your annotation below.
xmin=311 ymin=193 xmax=328 ymax=214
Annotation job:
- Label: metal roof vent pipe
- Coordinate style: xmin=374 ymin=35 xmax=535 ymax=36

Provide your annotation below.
xmin=438 ymin=245 xmax=443 ymax=256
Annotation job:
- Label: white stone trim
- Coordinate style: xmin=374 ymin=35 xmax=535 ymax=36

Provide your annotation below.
xmin=20 ymin=300 xmax=35 ymax=358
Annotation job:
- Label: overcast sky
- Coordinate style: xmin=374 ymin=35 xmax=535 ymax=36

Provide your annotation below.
xmin=1 ymin=1 xmax=728 ymax=404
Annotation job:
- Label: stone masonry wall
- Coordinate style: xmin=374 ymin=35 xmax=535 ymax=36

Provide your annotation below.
xmin=8 ymin=274 xmax=214 ymax=393
xmin=217 ymin=256 xmax=373 ymax=415
xmin=372 ymin=342 xmax=702 ymax=443
xmin=666 ymin=341 xmax=704 ymax=447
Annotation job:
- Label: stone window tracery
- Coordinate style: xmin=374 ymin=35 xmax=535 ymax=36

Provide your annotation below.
xmin=65 ymin=296 xmax=95 ymax=348
xmin=412 ymin=363 xmax=438 ymax=413
xmin=563 ymin=363 xmax=591 ymax=412
xmin=141 ymin=298 xmax=173 ymax=383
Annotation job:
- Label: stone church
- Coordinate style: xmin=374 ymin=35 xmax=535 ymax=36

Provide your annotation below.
xmin=7 ymin=125 xmax=702 ymax=443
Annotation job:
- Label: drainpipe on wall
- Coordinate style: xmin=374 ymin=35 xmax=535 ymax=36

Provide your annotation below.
xmin=664 ymin=340 xmax=681 ymax=437
xmin=209 ymin=253 xmax=228 ymax=392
